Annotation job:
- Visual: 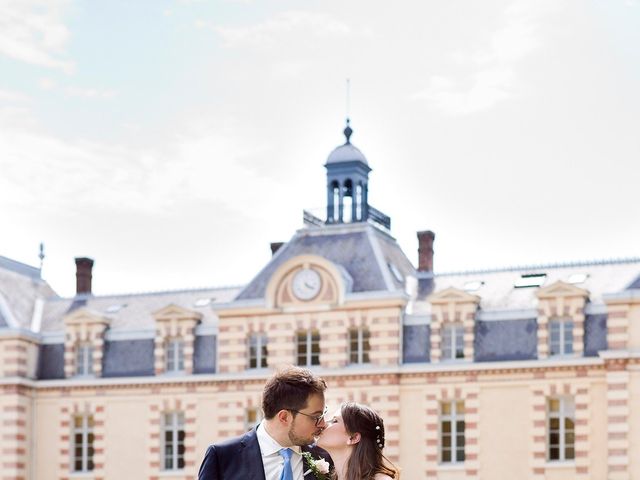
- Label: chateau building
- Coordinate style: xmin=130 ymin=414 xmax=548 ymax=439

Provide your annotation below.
xmin=1 ymin=123 xmax=639 ymax=480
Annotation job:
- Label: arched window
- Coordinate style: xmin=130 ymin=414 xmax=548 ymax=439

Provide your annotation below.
xmin=355 ymin=183 xmax=363 ymax=220
xmin=343 ymin=179 xmax=353 ymax=223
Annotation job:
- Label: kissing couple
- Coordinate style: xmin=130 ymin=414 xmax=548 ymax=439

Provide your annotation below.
xmin=198 ymin=366 xmax=399 ymax=480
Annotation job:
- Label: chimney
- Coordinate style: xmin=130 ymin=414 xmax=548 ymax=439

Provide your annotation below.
xmin=75 ymin=257 xmax=94 ymax=295
xmin=417 ymin=230 xmax=435 ymax=272
xmin=270 ymin=242 xmax=284 ymax=256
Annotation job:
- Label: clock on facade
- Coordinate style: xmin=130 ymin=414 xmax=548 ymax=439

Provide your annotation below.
xmin=291 ymin=268 xmax=322 ymax=300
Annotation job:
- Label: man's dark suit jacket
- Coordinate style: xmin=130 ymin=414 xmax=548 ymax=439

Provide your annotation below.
xmin=198 ymin=428 xmax=332 ymax=480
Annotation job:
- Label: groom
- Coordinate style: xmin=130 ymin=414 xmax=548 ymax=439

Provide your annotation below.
xmin=198 ymin=366 xmax=332 ymax=480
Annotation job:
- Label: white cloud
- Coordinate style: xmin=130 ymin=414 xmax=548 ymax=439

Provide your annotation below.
xmin=210 ymin=11 xmax=351 ymax=49
xmin=0 ymin=88 xmax=30 ymax=102
xmin=413 ymin=0 xmax=561 ymax=115
xmin=0 ymin=113 xmax=283 ymax=221
xmin=38 ymin=77 xmax=56 ymax=90
xmin=414 ymin=68 xmax=515 ymax=116
xmin=0 ymin=0 xmax=73 ymax=72
xmin=65 ymin=86 xmax=117 ymax=99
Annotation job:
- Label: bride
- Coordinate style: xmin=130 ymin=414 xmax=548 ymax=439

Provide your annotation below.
xmin=316 ymin=402 xmax=399 ymax=480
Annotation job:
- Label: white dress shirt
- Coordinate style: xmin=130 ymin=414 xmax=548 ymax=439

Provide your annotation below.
xmin=256 ymin=421 xmax=305 ymax=480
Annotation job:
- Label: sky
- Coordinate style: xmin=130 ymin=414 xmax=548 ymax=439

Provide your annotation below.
xmin=1 ymin=0 xmax=639 ymax=298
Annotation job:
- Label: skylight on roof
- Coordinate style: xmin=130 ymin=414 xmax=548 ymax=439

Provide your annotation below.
xmin=463 ymin=281 xmax=484 ymax=292
xmin=514 ymin=273 xmax=546 ymax=288
xmin=568 ymin=273 xmax=588 ymax=284
xmin=388 ymin=263 xmax=404 ymax=283
xmin=105 ymin=304 xmax=126 ymax=313
xmin=194 ymin=298 xmax=212 ymax=307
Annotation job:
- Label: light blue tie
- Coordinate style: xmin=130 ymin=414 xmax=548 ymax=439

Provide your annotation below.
xmin=279 ymin=448 xmax=294 ymax=480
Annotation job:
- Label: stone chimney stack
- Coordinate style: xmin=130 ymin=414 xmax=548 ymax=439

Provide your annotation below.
xmin=417 ymin=230 xmax=435 ymax=272
xmin=75 ymin=257 xmax=94 ymax=295
xmin=270 ymin=242 xmax=284 ymax=256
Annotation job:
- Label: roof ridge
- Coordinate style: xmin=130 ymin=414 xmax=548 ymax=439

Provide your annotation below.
xmin=419 ymin=257 xmax=640 ymax=277
xmin=0 ymin=255 xmax=41 ymax=279
xmin=53 ymin=284 xmax=245 ymax=301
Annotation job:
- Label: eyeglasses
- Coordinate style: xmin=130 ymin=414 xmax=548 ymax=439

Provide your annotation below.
xmin=289 ymin=406 xmax=328 ymax=426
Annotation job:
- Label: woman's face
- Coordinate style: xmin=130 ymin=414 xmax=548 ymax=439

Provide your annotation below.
xmin=317 ymin=408 xmax=350 ymax=450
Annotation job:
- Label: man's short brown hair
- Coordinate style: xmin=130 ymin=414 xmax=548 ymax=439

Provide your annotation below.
xmin=262 ymin=366 xmax=327 ymax=419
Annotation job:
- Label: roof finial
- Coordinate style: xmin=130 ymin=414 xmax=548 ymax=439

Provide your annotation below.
xmin=38 ymin=242 xmax=45 ymax=274
xmin=343 ymin=117 xmax=352 ymax=144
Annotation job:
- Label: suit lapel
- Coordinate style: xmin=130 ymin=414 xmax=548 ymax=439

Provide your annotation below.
xmin=300 ymin=446 xmax=316 ymax=480
xmin=301 ymin=445 xmax=333 ymax=480
xmin=239 ymin=429 xmax=267 ymax=480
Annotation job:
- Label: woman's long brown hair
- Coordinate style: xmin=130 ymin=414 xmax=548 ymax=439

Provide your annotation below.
xmin=340 ymin=402 xmax=399 ymax=480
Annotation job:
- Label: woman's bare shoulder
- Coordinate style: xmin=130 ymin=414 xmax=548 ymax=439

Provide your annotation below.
xmin=374 ymin=474 xmax=394 ymax=480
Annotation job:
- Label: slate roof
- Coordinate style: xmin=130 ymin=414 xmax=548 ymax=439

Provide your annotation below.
xmin=40 ymin=286 xmax=242 ymax=334
xmin=326 ymin=142 xmax=368 ymax=165
xmin=235 ymin=222 xmax=415 ymax=301
xmin=416 ymin=258 xmax=640 ymax=311
xmin=0 ymin=256 xmax=57 ymax=330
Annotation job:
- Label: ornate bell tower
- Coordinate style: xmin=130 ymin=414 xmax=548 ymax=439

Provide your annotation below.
xmin=325 ymin=119 xmax=371 ymax=224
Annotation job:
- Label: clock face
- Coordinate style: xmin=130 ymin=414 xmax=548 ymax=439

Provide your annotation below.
xmin=292 ymin=268 xmax=322 ymax=301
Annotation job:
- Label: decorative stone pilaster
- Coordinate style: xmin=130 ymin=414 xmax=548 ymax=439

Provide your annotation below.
xmin=604 ymin=290 xmax=640 ymax=351
xmin=427 ymin=288 xmax=480 ymax=362
xmin=0 ymin=333 xmax=38 ymax=378
xmin=0 ymin=384 xmax=31 ymax=480
xmin=601 ymin=353 xmax=631 ymax=480
xmin=153 ymin=305 xmax=202 ymax=375
xmin=536 ymin=281 xmax=589 ymax=359
xmin=62 ymin=308 xmax=110 ymax=378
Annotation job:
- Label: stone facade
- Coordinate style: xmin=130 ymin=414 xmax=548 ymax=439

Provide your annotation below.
xmin=1 ymin=126 xmax=639 ymax=480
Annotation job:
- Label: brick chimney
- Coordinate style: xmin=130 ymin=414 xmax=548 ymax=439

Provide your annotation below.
xmin=75 ymin=257 xmax=94 ymax=295
xmin=270 ymin=242 xmax=284 ymax=256
xmin=417 ymin=230 xmax=435 ymax=272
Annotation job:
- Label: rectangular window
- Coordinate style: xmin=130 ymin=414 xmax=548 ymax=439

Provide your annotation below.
xmin=549 ymin=319 xmax=574 ymax=356
xmin=75 ymin=343 xmax=93 ymax=376
xmin=349 ymin=328 xmax=370 ymax=364
xmin=72 ymin=414 xmax=94 ymax=472
xmin=441 ymin=323 xmax=464 ymax=360
xmin=165 ymin=338 xmax=185 ymax=372
xmin=548 ymin=397 xmax=575 ymax=461
xmin=297 ymin=330 xmax=320 ymax=366
xmin=245 ymin=407 xmax=264 ymax=431
xmin=248 ymin=334 xmax=268 ymax=369
xmin=440 ymin=401 xmax=465 ymax=464
xmin=162 ymin=412 xmax=185 ymax=471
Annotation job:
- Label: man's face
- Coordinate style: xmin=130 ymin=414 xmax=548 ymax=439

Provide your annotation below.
xmin=287 ymin=393 xmax=327 ymax=446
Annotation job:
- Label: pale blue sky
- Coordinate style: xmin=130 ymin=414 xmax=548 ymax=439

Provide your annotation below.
xmin=1 ymin=0 xmax=639 ymax=297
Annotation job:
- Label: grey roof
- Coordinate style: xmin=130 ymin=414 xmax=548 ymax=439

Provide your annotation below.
xmin=236 ymin=222 xmax=415 ymax=301
xmin=40 ymin=286 xmax=241 ymax=334
xmin=0 ymin=257 xmax=57 ymax=330
xmin=475 ymin=319 xmax=537 ymax=362
xmin=326 ymin=143 xmax=368 ymax=165
xmin=418 ymin=258 xmax=640 ymax=310
xmin=0 ymin=255 xmax=42 ymax=279
xmin=102 ymin=339 xmax=155 ymax=377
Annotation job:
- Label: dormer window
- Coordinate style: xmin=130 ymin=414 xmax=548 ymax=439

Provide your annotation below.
xmin=442 ymin=323 xmax=464 ymax=360
xmin=549 ymin=319 xmax=573 ymax=356
xmin=75 ymin=342 xmax=93 ymax=376
xmin=165 ymin=338 xmax=185 ymax=373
